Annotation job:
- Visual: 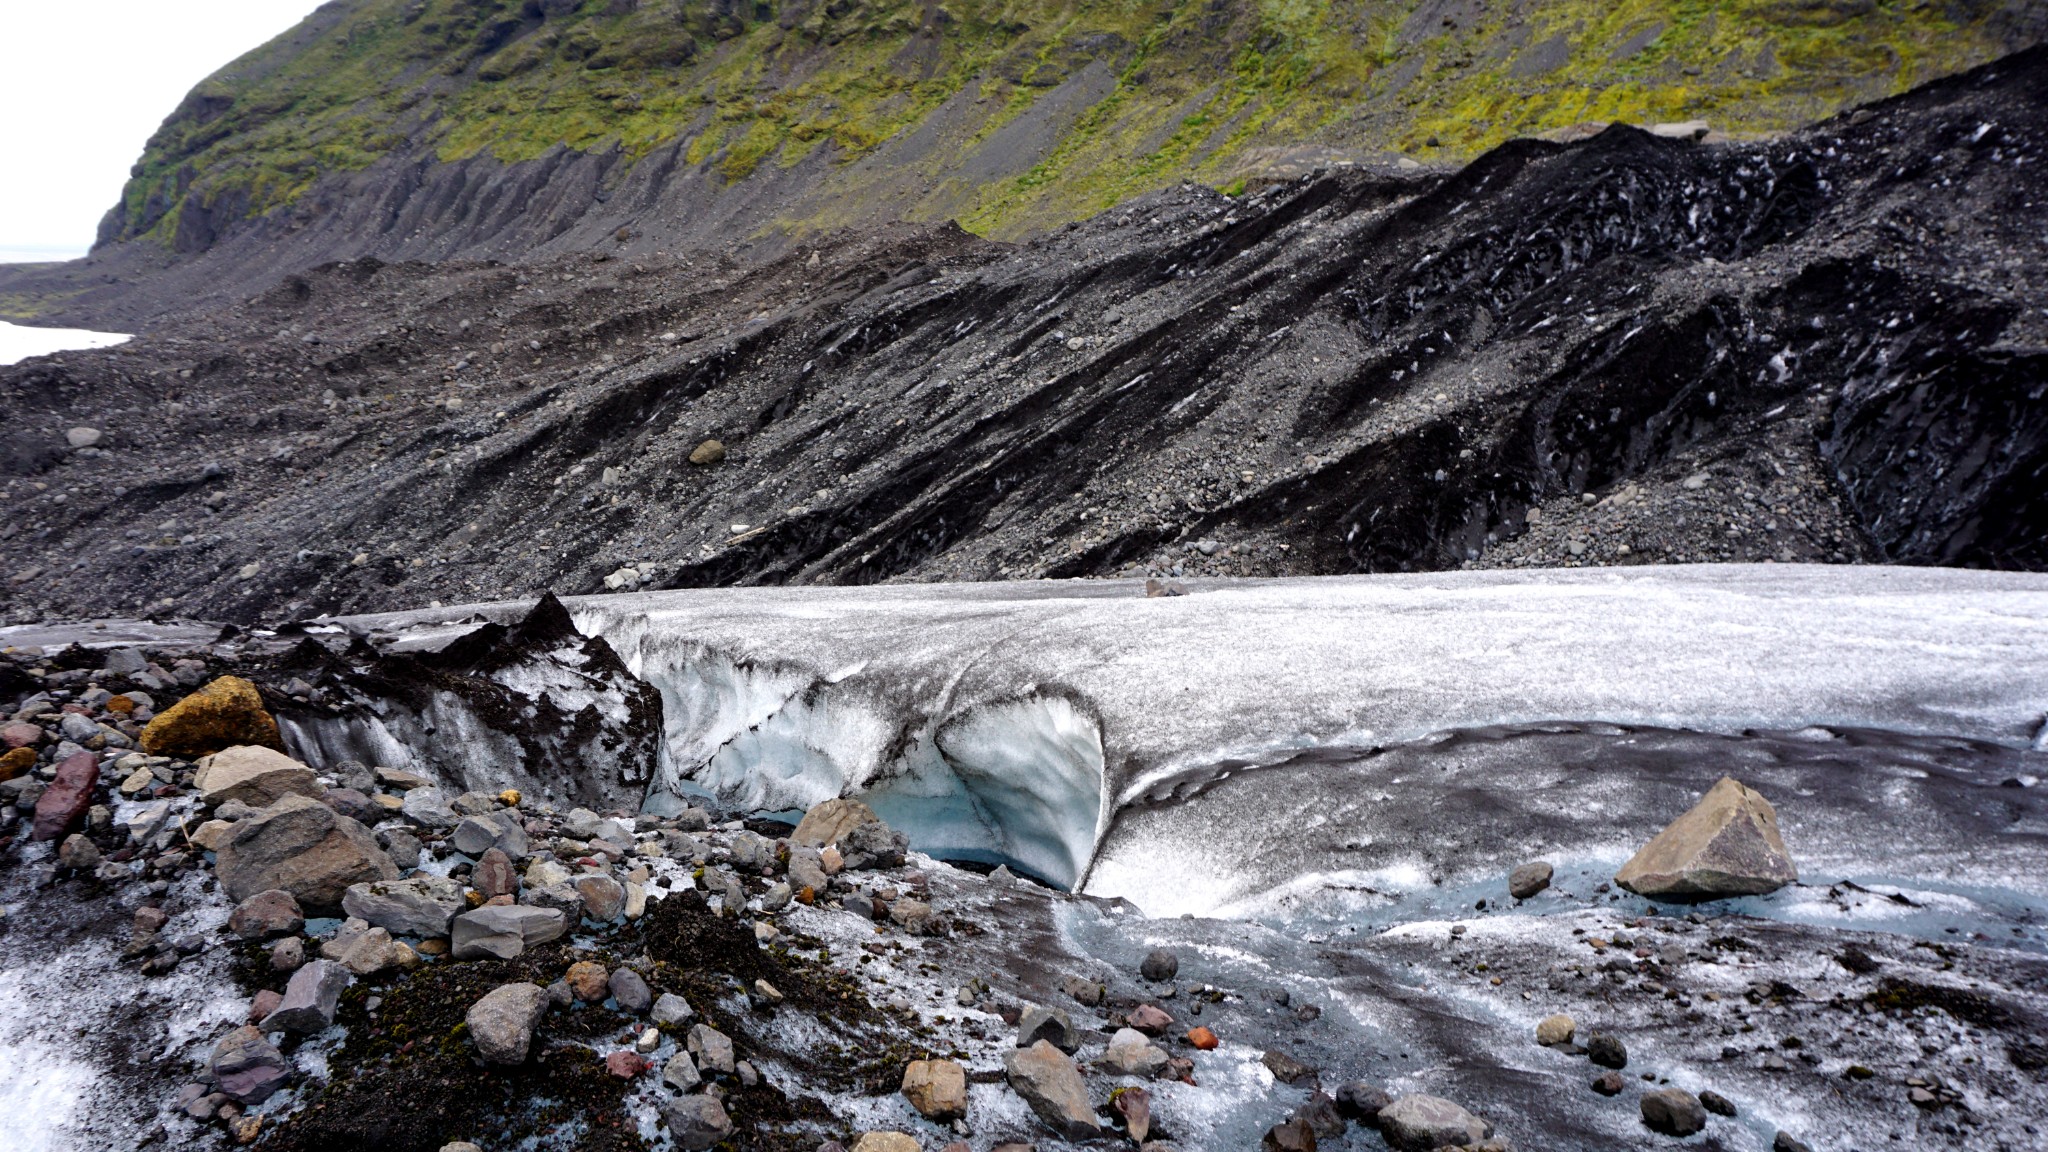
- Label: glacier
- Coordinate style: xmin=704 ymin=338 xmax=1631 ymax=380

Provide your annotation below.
xmin=336 ymin=564 xmax=2048 ymax=895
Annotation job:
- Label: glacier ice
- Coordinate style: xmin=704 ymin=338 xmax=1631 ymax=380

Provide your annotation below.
xmin=340 ymin=565 xmax=2048 ymax=892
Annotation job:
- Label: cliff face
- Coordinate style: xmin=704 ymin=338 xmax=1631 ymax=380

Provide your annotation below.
xmin=87 ymin=1 xmax=2048 ymax=266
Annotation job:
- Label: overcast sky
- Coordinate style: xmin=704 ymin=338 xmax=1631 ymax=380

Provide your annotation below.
xmin=0 ymin=1 xmax=325 ymax=263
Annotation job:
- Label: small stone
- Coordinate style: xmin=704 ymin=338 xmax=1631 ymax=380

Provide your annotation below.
xmin=1185 ymin=1026 xmax=1219 ymax=1050
xmin=452 ymin=812 xmax=529 ymax=859
xmin=209 ymin=1026 xmax=289 ymax=1104
xmin=606 ymin=1050 xmax=652 ymax=1079
xmin=140 ymin=676 xmax=282 ymax=758
xmin=576 ymin=873 xmax=626 ymax=921
xmin=1017 ymin=1005 xmax=1078 ymax=1051
xmin=610 ymin=967 xmax=653 ymax=1012
xmin=753 ymin=977 xmax=784 ymax=1004
xmin=1536 ymin=1013 xmax=1575 ymax=1047
xmin=1772 ymin=1132 xmax=1814 ymax=1152
xmin=1699 ymin=1090 xmax=1736 ymax=1117
xmin=1126 ymin=1003 xmax=1173 ymax=1035
xmin=1509 ymin=860 xmax=1554 ymax=899
xmin=1586 ymin=1033 xmax=1628 ymax=1069
xmin=565 ymin=960 xmax=610 ymax=1002
xmin=1261 ymin=1119 xmax=1316 ymax=1152
xmin=1140 ymin=949 xmax=1179 ymax=982
xmin=687 ymin=1023 xmax=734 ymax=1074
xmin=467 ymin=982 xmax=551 ymax=1064
xmin=902 ymin=1057 xmax=969 ymax=1121
xmin=688 ymin=440 xmax=726 ymax=466
xmin=473 ymin=847 xmax=518 ymax=900
xmin=1117 ymin=1084 xmax=1155 ymax=1143
xmin=58 ymin=833 xmax=100 ymax=870
xmin=1615 ymin=776 xmax=1798 ymax=900
xmin=30 ymin=751 xmax=98 ymax=842
xmin=850 ymin=1134 xmax=919 ymax=1152
xmin=664 ymin=1095 xmax=733 ymax=1151
xmin=342 ymin=875 xmax=465 ymax=938
xmin=1262 ymin=1049 xmax=1316 ymax=1084
xmin=269 ymin=937 xmax=305 ymax=972
xmin=193 ymin=746 xmax=322 ymax=809
xmin=400 ymin=786 xmax=459 ymax=828
xmin=1004 ymin=1039 xmax=1100 ymax=1139
xmin=260 ymin=959 xmax=350 ymax=1034
xmin=1334 ymin=1082 xmax=1391 ymax=1121
xmin=1591 ymin=1072 xmax=1625 ymax=1096
xmin=0 ymin=745 xmax=35 ymax=782
xmin=1376 ymin=1095 xmax=1492 ymax=1151
xmin=663 ymin=1051 xmax=702 ymax=1092
xmin=440 ymin=1144 xmax=485 ymax=1152
xmin=652 ymin=992 xmax=695 ymax=1027
xmin=229 ymin=890 xmax=305 ymax=940
xmin=1641 ymin=1088 xmax=1708 ymax=1136
xmin=1061 ymin=976 xmax=1106 ymax=1006
xmin=1100 ymin=1028 xmax=1170 ymax=1078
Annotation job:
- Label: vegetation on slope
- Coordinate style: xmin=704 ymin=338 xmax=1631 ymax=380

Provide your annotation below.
xmin=110 ymin=0 xmax=2038 ymax=251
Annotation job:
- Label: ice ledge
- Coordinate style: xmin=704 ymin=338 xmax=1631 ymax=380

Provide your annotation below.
xmin=339 ymin=565 xmax=2048 ymax=887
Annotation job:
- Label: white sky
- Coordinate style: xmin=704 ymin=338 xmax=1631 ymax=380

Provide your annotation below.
xmin=0 ymin=1 xmax=326 ymax=263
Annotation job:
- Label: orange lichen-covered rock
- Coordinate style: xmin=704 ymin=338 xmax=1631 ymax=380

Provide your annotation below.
xmin=141 ymin=676 xmax=282 ymax=758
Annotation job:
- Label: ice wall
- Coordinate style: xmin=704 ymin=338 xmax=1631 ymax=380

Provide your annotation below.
xmin=341 ymin=565 xmax=2048 ymax=889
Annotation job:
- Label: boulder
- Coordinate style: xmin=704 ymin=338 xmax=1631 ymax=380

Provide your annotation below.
xmin=1140 ymin=949 xmax=1179 ymax=982
xmin=1376 ymin=1095 xmax=1491 ymax=1151
xmin=610 ymin=968 xmax=653 ymax=1013
xmin=473 ymin=847 xmax=519 ymax=899
xmin=467 ymin=982 xmax=551 ymax=1064
xmin=576 ymin=873 xmax=626 ymax=921
xmin=400 ymin=786 xmax=459 ymax=828
xmin=209 ymin=1025 xmax=289 ymax=1104
xmin=1509 ymin=860 xmax=1554 ymax=899
xmin=141 ymin=676 xmax=282 ymax=758
xmin=261 ymin=959 xmax=350 ymax=1034
xmin=1586 ymin=1033 xmax=1628 ymax=1069
xmin=902 ymin=1057 xmax=969 ymax=1121
xmin=1641 ymin=1088 xmax=1708 ymax=1136
xmin=342 ymin=875 xmax=466 ymax=938
xmin=450 ymin=905 xmax=567 ymax=960
xmin=565 ymin=960 xmax=610 ymax=1002
xmin=1018 ymin=1005 xmax=1078 ymax=1051
xmin=30 ymin=751 xmax=99 ymax=842
xmin=687 ymin=1023 xmax=735 ymax=1074
xmin=1005 ymin=1039 xmax=1100 ymax=1139
xmin=791 ymin=797 xmax=906 ymax=868
xmin=1100 ymin=1027 xmax=1170 ymax=1078
xmin=662 ymin=1051 xmax=701 ymax=1092
xmin=193 ymin=746 xmax=322 ymax=809
xmin=652 ymin=992 xmax=695 ymax=1026
xmin=214 ymin=794 xmax=397 ymax=913
xmin=1615 ymin=777 xmax=1798 ymax=900
xmin=452 ymin=811 xmax=529 ymax=859
xmin=1535 ymin=1013 xmax=1575 ymax=1047
xmin=1126 ymin=1003 xmax=1173 ymax=1035
xmin=229 ymin=889 xmax=305 ymax=940
xmin=663 ymin=1094 xmax=733 ymax=1150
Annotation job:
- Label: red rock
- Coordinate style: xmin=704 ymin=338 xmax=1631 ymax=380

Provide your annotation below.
xmin=605 ymin=1050 xmax=651 ymax=1079
xmin=31 ymin=752 xmax=100 ymax=842
xmin=1186 ymin=1026 xmax=1219 ymax=1051
xmin=473 ymin=847 xmax=518 ymax=900
xmin=1 ymin=722 xmax=42 ymax=748
xmin=249 ymin=990 xmax=283 ymax=1023
xmin=1126 ymin=1003 xmax=1173 ymax=1036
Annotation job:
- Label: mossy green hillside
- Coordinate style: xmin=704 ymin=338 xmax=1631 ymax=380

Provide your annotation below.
xmin=113 ymin=0 xmax=2034 ymax=251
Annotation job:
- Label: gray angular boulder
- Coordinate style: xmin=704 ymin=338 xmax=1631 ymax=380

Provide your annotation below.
xmin=451 ymin=810 xmax=529 ymax=859
xmin=401 ymin=786 xmax=459 ymax=828
xmin=1099 ymin=1027 xmax=1170 ymax=1078
xmin=687 ymin=1023 xmax=735 ymax=1074
xmin=1004 ymin=1039 xmax=1101 ymax=1139
xmin=261 ymin=959 xmax=351 ymax=1035
xmin=1017 ymin=1004 xmax=1078 ymax=1052
xmin=466 ymin=982 xmax=551 ymax=1064
xmin=214 ymin=794 xmax=397 ymax=913
xmin=450 ymin=905 xmax=567 ymax=960
xmin=343 ymin=875 xmax=466 ymax=938
xmin=1616 ymin=777 xmax=1798 ymax=900
xmin=663 ymin=1094 xmax=733 ymax=1151
xmin=1377 ymin=1095 xmax=1492 ymax=1151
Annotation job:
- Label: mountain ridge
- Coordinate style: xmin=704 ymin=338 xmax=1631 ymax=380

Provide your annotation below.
xmin=4 ymin=0 xmax=2044 ymax=329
